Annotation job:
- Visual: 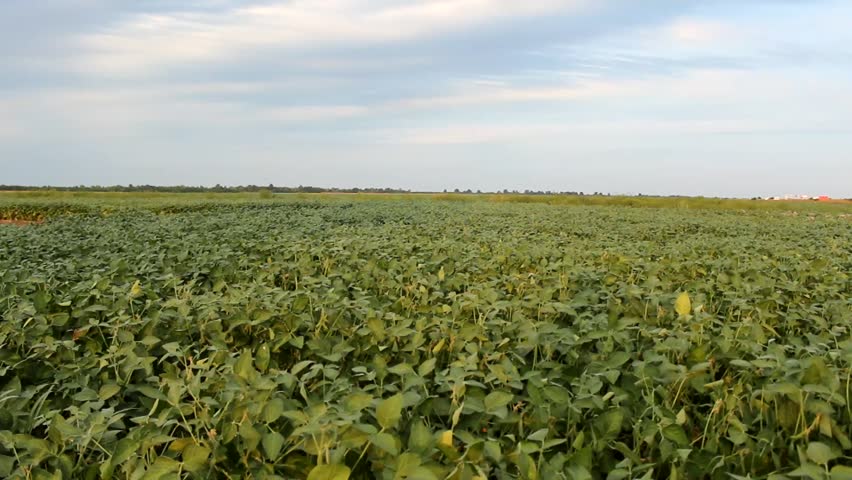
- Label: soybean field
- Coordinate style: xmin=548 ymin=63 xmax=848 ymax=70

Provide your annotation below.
xmin=1 ymin=195 xmax=851 ymax=479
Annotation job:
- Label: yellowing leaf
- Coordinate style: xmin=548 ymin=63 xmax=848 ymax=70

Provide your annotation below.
xmin=181 ymin=444 xmax=210 ymax=473
xmin=451 ymin=403 xmax=464 ymax=428
xmin=129 ymin=280 xmax=142 ymax=297
xmin=376 ymin=393 xmax=404 ymax=430
xmin=439 ymin=430 xmax=453 ymax=447
xmin=307 ymin=464 xmax=351 ymax=480
xmin=676 ymin=408 xmax=687 ymax=425
xmin=674 ymin=292 xmax=691 ymax=316
xmin=438 ymin=266 xmax=445 ymax=281
xmin=167 ymin=438 xmax=194 ymax=453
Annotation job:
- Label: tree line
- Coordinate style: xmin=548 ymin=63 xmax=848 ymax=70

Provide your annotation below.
xmin=0 ymin=184 xmax=610 ymax=196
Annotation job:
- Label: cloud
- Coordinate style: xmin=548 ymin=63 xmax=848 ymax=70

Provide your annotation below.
xmin=72 ymin=0 xmax=588 ymax=74
xmin=6 ymin=63 xmax=850 ymax=145
xmin=382 ymin=69 xmax=764 ymax=111
xmin=376 ymin=119 xmax=852 ymax=145
xmin=0 ymin=81 xmax=370 ymax=143
xmin=2 ymin=0 xmax=852 ymax=196
xmin=665 ymin=18 xmax=731 ymax=43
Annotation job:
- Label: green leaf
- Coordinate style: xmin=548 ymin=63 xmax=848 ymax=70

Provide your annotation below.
xmin=234 ymin=349 xmax=255 ymax=380
xmin=484 ymin=441 xmax=502 ymax=462
xmin=136 ymin=385 xmax=166 ymax=400
xmin=0 ymin=455 xmax=15 ymax=477
xmin=406 ymin=466 xmax=439 ymax=480
xmin=99 ymin=384 xmax=121 ymax=401
xmin=50 ymin=414 xmax=80 ymax=438
xmin=372 ymin=432 xmax=398 ymax=455
xmin=543 ymin=439 xmax=567 ymax=450
xmin=291 ymin=360 xmax=313 ymax=375
xmin=518 ymin=453 xmax=538 ymax=480
xmin=306 ymin=464 xmax=351 ymax=480
xmin=807 ymin=442 xmax=838 ymax=465
xmin=388 ymin=363 xmax=414 ymax=376
xmin=418 ymin=358 xmax=437 ymax=377
xmin=395 ymin=452 xmax=422 ymax=477
xmin=345 ymin=392 xmax=374 ymax=412
xmin=262 ymin=432 xmax=285 ymax=459
xmin=255 ymin=343 xmax=270 ymax=372
xmin=263 ymin=398 xmax=286 ymax=423
xmin=239 ymin=422 xmax=262 ymax=452
xmin=527 ymin=428 xmax=549 ymax=442
xmin=111 ymin=438 xmax=139 ymax=466
xmin=674 ymin=292 xmax=691 ymax=316
xmin=566 ymin=464 xmax=591 ymax=480
xmin=606 ymin=469 xmax=630 ymax=480
xmin=484 ymin=391 xmax=514 ymax=412
xmin=543 ymin=386 xmax=571 ymax=404
xmin=595 ymin=410 xmax=624 ymax=438
xmin=376 ymin=394 xmax=404 ymax=430
xmin=789 ymin=463 xmax=826 ymax=478
xmin=408 ymin=420 xmax=433 ymax=453
xmin=605 ymin=352 xmax=631 ymax=368
xmin=142 ymin=457 xmax=179 ymax=480
xmin=831 ymin=465 xmax=852 ymax=480
xmin=662 ymin=424 xmax=689 ymax=447
xmin=181 ymin=444 xmax=210 ymax=472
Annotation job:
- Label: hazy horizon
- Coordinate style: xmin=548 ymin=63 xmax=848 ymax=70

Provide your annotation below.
xmin=2 ymin=1 xmax=851 ymax=197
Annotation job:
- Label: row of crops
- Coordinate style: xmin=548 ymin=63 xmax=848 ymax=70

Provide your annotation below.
xmin=1 ymin=199 xmax=851 ymax=479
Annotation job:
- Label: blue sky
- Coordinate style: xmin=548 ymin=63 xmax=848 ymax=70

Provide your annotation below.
xmin=1 ymin=0 xmax=851 ymax=197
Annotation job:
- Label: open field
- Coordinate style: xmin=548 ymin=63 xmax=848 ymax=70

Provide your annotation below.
xmin=2 ymin=190 xmax=852 ymax=217
xmin=1 ymin=195 xmax=851 ymax=479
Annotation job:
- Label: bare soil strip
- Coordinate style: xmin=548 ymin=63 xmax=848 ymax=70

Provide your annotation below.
xmin=0 ymin=219 xmax=42 ymax=226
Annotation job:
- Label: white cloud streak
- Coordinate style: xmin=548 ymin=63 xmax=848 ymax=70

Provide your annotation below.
xmin=74 ymin=0 xmax=588 ymax=74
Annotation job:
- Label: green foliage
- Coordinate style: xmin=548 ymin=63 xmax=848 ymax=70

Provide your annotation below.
xmin=0 ymin=198 xmax=850 ymax=479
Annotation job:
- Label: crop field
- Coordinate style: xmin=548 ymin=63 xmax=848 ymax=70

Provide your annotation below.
xmin=0 ymin=195 xmax=851 ymax=479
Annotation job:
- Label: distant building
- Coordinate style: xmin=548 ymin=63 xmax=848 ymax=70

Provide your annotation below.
xmin=763 ymin=194 xmax=826 ymax=201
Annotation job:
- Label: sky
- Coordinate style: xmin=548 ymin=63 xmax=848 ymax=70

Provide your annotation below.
xmin=1 ymin=0 xmax=851 ymax=197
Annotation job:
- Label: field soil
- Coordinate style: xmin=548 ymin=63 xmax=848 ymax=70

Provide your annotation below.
xmin=0 ymin=219 xmax=41 ymax=226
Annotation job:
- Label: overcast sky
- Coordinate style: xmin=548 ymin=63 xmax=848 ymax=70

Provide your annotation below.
xmin=1 ymin=0 xmax=851 ymax=197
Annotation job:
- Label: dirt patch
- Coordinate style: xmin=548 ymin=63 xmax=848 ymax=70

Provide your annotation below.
xmin=0 ymin=219 xmax=42 ymax=226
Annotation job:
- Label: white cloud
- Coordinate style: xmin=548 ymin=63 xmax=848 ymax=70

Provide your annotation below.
xmin=383 ymin=69 xmax=763 ymax=110
xmin=74 ymin=0 xmax=587 ymax=74
xmin=4 ymin=62 xmax=851 ymax=146
xmin=375 ymin=119 xmax=828 ymax=145
xmin=0 ymin=82 xmax=370 ymax=141
xmin=665 ymin=18 xmax=731 ymax=44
